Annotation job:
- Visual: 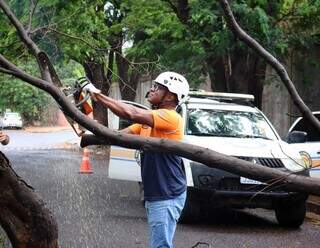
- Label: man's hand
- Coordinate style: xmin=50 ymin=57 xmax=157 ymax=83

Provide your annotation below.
xmin=0 ymin=131 xmax=9 ymax=145
xmin=82 ymin=82 xmax=101 ymax=101
xmin=82 ymin=82 xmax=101 ymax=94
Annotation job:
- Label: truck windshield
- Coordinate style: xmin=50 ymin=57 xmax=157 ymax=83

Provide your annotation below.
xmin=187 ymin=109 xmax=277 ymax=140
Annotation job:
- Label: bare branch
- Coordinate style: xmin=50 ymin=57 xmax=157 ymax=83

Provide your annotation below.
xmin=1 ymin=52 xmax=320 ymax=196
xmin=27 ymin=0 xmax=38 ymax=33
xmin=30 ymin=7 xmax=87 ymax=35
xmin=0 ymin=67 xmax=14 ymax=74
xmin=106 ymin=63 xmax=137 ymax=94
xmin=113 ymin=49 xmax=160 ymax=74
xmin=219 ymin=0 xmax=320 ymax=133
xmin=42 ymin=27 xmax=108 ymax=52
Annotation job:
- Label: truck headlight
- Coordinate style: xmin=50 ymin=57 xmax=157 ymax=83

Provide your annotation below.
xmin=299 ymin=151 xmax=312 ymax=169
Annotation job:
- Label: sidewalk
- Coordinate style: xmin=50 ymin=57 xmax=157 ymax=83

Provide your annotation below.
xmin=25 ymin=126 xmax=72 ymax=133
xmin=24 ymin=125 xmax=81 ymax=150
xmin=24 ymin=126 xmax=112 ymax=155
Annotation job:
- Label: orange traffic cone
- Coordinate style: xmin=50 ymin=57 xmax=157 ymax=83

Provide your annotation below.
xmin=79 ymin=148 xmax=93 ymax=174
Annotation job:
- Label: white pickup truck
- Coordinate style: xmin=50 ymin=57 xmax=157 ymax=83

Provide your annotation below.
xmin=108 ymin=92 xmax=311 ymax=228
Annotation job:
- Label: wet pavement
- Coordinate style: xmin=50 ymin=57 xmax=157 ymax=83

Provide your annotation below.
xmin=1 ymin=129 xmax=320 ymax=247
xmin=5 ymin=149 xmax=147 ymax=248
xmin=1 ymin=148 xmax=319 ymax=248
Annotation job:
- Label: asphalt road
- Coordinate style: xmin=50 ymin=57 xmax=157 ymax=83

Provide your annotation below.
xmin=1 ymin=130 xmax=320 ymax=248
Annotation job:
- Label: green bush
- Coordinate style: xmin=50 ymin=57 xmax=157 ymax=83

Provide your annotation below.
xmin=0 ymin=76 xmax=50 ymax=124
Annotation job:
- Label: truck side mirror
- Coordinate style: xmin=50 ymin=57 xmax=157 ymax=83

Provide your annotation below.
xmin=284 ymin=131 xmax=307 ymax=144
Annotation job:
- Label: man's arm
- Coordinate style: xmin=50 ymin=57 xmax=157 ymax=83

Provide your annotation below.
xmin=93 ymin=93 xmax=154 ymax=127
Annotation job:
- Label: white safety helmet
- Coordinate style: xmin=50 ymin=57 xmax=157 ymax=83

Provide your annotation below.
xmin=153 ymin=71 xmax=189 ymax=103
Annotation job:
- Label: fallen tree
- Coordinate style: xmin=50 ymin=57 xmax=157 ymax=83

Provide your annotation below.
xmin=1 ymin=0 xmax=320 ymax=198
xmin=0 ymin=152 xmax=58 ymax=247
xmin=2 ymin=53 xmax=320 ymax=195
xmin=1 ymin=0 xmax=320 ymax=246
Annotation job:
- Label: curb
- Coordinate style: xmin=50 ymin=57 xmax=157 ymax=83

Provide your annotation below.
xmin=25 ymin=126 xmax=72 ymax=133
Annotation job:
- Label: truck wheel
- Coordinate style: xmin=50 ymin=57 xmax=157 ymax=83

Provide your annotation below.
xmin=275 ymin=199 xmax=306 ymax=228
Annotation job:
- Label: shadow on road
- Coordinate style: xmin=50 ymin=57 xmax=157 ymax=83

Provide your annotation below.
xmin=182 ymin=207 xmax=279 ymax=228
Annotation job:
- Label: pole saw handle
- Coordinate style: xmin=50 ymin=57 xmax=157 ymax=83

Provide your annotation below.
xmin=80 ymin=134 xmax=110 ymax=148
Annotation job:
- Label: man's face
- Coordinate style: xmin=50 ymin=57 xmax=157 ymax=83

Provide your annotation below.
xmin=147 ymin=82 xmax=168 ymax=105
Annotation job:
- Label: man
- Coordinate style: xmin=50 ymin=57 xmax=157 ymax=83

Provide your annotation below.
xmin=0 ymin=130 xmax=9 ymax=145
xmin=84 ymin=71 xmax=189 ymax=248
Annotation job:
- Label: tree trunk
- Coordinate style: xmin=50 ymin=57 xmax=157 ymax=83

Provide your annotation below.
xmin=0 ymin=152 xmax=58 ymax=248
xmin=204 ymin=43 xmax=266 ymax=107
xmin=228 ymin=50 xmax=266 ymax=108
xmin=208 ymin=57 xmax=229 ymax=92
xmin=114 ymin=39 xmax=139 ymax=102
xmin=83 ymin=61 xmax=109 ymax=126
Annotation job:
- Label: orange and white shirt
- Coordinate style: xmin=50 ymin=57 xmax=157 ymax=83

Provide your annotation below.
xmin=129 ymin=109 xmax=186 ymax=201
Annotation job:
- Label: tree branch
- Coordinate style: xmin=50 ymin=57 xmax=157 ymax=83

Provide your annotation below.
xmin=219 ymin=0 xmax=320 ymax=133
xmin=39 ymin=27 xmax=108 ymax=52
xmin=1 ymin=52 xmax=320 ymax=196
xmin=0 ymin=0 xmax=51 ymax=82
xmin=0 ymin=0 xmax=39 ymax=55
xmin=27 ymin=0 xmax=38 ymax=33
xmin=0 ymin=67 xmax=14 ymax=74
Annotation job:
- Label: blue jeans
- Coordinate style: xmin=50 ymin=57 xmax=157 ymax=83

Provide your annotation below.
xmin=145 ymin=191 xmax=186 ymax=248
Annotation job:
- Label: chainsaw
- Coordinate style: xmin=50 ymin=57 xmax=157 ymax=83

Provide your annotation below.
xmin=38 ymin=51 xmax=93 ymax=136
xmin=38 ymin=51 xmax=110 ymax=146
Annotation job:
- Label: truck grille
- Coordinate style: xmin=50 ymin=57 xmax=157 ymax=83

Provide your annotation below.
xmin=236 ymin=156 xmax=284 ymax=168
xmin=219 ymin=178 xmax=286 ymax=192
xmin=191 ymin=157 xmax=286 ymax=190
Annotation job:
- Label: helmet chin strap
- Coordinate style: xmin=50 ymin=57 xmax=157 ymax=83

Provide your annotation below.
xmin=150 ymin=90 xmax=177 ymax=110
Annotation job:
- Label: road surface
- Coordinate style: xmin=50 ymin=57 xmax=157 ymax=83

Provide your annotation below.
xmin=0 ymin=130 xmax=320 ymax=247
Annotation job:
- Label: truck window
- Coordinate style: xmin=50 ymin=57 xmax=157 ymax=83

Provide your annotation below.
xmin=290 ymin=114 xmax=320 ymax=142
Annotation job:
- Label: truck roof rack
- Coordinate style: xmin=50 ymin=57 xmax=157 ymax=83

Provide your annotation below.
xmin=188 ymin=91 xmax=255 ymax=105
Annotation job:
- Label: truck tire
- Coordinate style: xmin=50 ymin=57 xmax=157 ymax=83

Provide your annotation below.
xmin=275 ymin=199 xmax=306 ymax=228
